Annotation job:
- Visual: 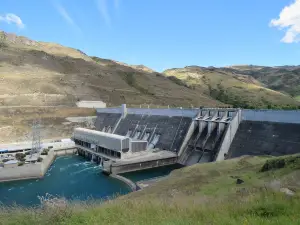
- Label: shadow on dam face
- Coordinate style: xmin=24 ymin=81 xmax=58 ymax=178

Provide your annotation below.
xmin=228 ymin=121 xmax=300 ymax=158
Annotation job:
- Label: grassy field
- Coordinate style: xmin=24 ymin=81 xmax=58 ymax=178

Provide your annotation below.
xmin=295 ymin=96 xmax=300 ymax=102
xmin=1 ymin=155 xmax=300 ymax=224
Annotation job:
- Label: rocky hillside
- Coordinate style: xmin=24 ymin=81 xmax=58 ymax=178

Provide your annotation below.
xmin=0 ymin=30 xmax=223 ymax=108
xmin=1 ymin=30 xmax=299 ymax=109
xmin=164 ymin=66 xmax=300 ymax=109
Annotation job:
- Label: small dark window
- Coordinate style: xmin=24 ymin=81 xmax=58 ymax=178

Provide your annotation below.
xmin=117 ymin=152 xmax=121 ymax=158
xmin=122 ymin=148 xmax=129 ymax=153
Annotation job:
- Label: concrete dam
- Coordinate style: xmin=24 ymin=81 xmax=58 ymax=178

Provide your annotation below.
xmin=72 ymin=105 xmax=300 ymax=174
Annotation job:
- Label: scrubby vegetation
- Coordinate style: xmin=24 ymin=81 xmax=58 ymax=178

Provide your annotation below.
xmin=1 ymin=155 xmax=300 ymax=224
xmin=41 ymin=149 xmax=49 ymax=155
xmin=15 ymin=153 xmax=26 ymax=161
xmin=164 ymin=67 xmax=300 ymax=109
xmin=37 ymin=157 xmax=43 ymax=162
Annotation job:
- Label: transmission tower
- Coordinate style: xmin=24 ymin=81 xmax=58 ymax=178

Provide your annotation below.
xmin=31 ymin=118 xmax=42 ymax=156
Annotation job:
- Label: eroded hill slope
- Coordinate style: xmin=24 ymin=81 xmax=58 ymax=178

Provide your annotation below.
xmin=0 ymin=31 xmax=222 ymax=108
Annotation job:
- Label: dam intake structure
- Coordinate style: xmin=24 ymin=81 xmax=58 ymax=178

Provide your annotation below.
xmin=73 ymin=105 xmax=300 ymax=174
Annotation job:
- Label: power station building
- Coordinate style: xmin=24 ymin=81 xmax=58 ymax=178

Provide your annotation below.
xmin=73 ymin=128 xmax=148 ymax=162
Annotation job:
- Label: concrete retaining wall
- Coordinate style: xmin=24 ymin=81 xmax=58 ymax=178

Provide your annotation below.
xmin=54 ymin=148 xmax=77 ymax=156
xmin=107 ymin=157 xmax=178 ymax=174
xmin=215 ymin=110 xmax=241 ymax=161
xmin=242 ymin=110 xmax=300 ymax=124
xmin=110 ymin=174 xmax=137 ymax=191
xmin=0 ymin=163 xmax=42 ymax=182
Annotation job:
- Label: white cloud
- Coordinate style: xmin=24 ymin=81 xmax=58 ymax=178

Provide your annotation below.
xmin=54 ymin=3 xmax=81 ymax=32
xmin=270 ymin=0 xmax=300 ymax=43
xmin=0 ymin=13 xmax=25 ymax=29
xmin=95 ymin=0 xmax=111 ymax=26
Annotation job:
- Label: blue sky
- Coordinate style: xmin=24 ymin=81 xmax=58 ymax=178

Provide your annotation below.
xmin=0 ymin=0 xmax=299 ymax=72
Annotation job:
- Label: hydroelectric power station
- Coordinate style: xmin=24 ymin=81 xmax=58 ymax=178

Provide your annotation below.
xmin=72 ymin=104 xmax=300 ymax=175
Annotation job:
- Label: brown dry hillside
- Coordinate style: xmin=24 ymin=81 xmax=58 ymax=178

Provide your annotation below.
xmin=0 ymin=31 xmax=222 ymax=108
xmin=164 ymin=66 xmax=300 ymax=109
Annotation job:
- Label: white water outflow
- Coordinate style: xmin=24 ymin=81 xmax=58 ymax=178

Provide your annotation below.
xmin=106 ymin=127 xmax=112 ymax=133
xmin=147 ymin=134 xmax=161 ymax=150
xmin=142 ymin=132 xmax=150 ymax=141
xmin=133 ymin=131 xmax=141 ymax=139
xmin=126 ymin=130 xmax=132 ymax=137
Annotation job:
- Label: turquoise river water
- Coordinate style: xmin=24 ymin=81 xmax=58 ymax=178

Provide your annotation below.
xmin=0 ymin=156 xmax=180 ymax=206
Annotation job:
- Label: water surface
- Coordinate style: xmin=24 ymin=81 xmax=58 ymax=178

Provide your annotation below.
xmin=0 ymin=156 xmax=182 ymax=206
xmin=0 ymin=156 xmax=130 ymax=206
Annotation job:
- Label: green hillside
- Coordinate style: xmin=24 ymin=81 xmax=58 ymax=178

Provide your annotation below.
xmin=1 ymin=154 xmax=300 ymax=224
xmin=164 ymin=66 xmax=300 ymax=109
xmin=224 ymin=65 xmax=300 ymax=98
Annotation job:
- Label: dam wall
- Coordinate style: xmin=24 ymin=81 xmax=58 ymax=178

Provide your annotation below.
xmin=95 ymin=112 xmax=122 ymax=132
xmin=114 ymin=114 xmax=192 ymax=153
xmin=242 ymin=110 xmax=300 ymax=124
xmin=92 ymin=106 xmax=300 ymax=167
xmin=228 ymin=121 xmax=300 ymax=158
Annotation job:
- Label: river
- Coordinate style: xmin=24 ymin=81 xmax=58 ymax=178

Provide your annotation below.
xmin=0 ymin=155 xmax=180 ymax=206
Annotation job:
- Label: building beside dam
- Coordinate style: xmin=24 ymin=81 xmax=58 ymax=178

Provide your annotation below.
xmin=73 ymin=104 xmax=300 ymax=174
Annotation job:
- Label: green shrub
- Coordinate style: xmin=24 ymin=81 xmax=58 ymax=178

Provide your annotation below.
xmin=20 ymin=157 xmax=26 ymax=162
xmin=260 ymin=155 xmax=300 ymax=172
xmin=2 ymin=159 xmax=10 ymax=163
xmin=41 ymin=149 xmax=49 ymax=155
xmin=18 ymin=162 xmax=24 ymax=166
xmin=37 ymin=157 xmax=43 ymax=162
xmin=15 ymin=153 xmax=26 ymax=161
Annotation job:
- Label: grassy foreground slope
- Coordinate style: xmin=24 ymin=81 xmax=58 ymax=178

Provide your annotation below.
xmin=164 ymin=66 xmax=300 ymax=109
xmin=1 ymin=155 xmax=300 ymax=225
